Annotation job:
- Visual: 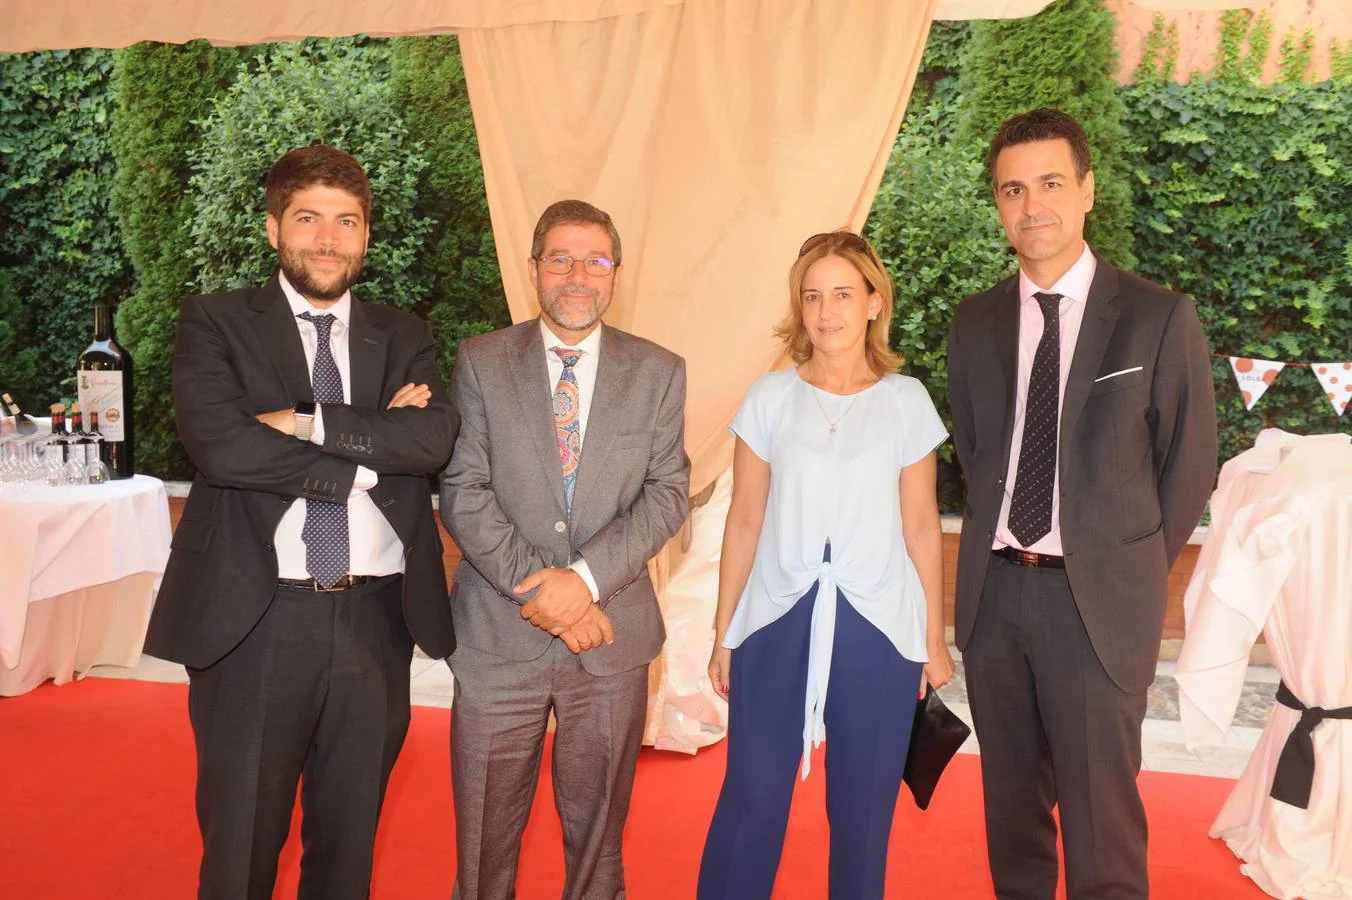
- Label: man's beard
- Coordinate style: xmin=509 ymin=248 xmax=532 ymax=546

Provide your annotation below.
xmin=540 ymin=284 xmax=610 ymax=333
xmin=278 ymin=242 xmax=364 ymax=302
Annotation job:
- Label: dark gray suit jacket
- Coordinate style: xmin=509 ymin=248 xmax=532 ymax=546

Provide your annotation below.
xmin=948 ymin=259 xmax=1217 ymax=693
xmin=145 ymin=275 xmax=460 ymax=668
xmin=440 ymin=320 xmax=690 ymax=677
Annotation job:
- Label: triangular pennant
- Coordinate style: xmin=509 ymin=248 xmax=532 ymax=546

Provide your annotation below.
xmin=1229 ymin=357 xmax=1286 ymax=410
xmin=1311 ymin=362 xmax=1352 ymax=416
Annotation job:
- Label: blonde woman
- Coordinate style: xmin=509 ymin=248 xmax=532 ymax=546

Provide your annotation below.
xmin=698 ymin=231 xmax=953 ymax=899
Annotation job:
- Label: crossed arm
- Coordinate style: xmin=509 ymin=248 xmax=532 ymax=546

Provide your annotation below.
xmin=174 ymin=297 xmax=454 ymax=499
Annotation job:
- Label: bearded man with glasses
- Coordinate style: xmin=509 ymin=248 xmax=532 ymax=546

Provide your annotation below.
xmin=440 ymin=199 xmax=690 ymax=899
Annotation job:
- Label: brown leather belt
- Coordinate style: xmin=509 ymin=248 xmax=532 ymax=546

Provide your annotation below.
xmin=277 ymin=574 xmax=385 ymax=593
xmin=992 ymin=546 xmax=1066 ymax=569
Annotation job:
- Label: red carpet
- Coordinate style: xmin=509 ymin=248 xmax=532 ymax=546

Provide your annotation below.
xmin=1 ymin=678 xmax=1268 ymax=898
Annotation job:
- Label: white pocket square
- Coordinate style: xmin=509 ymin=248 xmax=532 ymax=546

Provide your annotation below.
xmin=1094 ymin=366 xmax=1143 ymax=383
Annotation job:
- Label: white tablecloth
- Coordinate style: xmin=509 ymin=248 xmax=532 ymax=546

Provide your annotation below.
xmin=1177 ymin=431 xmax=1352 ymax=899
xmin=1 ymin=475 xmax=171 ymax=695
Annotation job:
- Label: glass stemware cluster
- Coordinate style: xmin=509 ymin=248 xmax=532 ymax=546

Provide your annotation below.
xmin=0 ymin=408 xmax=110 ymax=493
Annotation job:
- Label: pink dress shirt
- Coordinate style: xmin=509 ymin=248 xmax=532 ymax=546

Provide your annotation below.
xmin=993 ymin=242 xmax=1097 ymax=556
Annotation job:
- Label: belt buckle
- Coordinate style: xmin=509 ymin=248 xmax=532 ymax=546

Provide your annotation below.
xmin=1013 ymin=548 xmax=1040 ymax=567
xmin=314 ymin=575 xmax=352 ymax=593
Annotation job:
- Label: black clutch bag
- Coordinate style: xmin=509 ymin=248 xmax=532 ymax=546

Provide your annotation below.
xmin=902 ymin=686 xmax=972 ymax=810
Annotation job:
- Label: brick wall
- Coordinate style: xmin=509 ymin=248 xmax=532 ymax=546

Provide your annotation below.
xmin=166 ymin=497 xmax=1204 ymax=641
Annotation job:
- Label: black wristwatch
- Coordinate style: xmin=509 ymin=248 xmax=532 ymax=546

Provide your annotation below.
xmin=293 ymin=401 xmax=317 ymax=442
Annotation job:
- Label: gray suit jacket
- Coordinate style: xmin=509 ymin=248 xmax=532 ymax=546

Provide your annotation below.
xmin=440 ymin=320 xmax=690 ymax=676
xmin=947 ymin=259 xmax=1217 ymax=693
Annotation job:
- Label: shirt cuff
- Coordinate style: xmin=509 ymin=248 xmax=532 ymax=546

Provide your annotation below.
xmin=569 ymin=558 xmax=600 ymax=603
xmin=351 ymin=465 xmax=378 ymax=495
xmin=310 ymin=404 xmax=326 ymax=446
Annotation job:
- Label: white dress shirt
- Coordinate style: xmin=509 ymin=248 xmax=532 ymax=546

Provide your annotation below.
xmin=540 ymin=317 xmax=602 ymax=602
xmin=994 ymin=242 xmax=1096 ymax=556
xmin=274 ymin=272 xmax=404 ymax=579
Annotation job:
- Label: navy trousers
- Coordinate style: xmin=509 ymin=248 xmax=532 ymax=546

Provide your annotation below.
xmin=698 ymin=571 xmax=924 ymax=899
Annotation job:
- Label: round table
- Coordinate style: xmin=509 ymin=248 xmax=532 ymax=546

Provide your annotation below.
xmin=0 ymin=475 xmax=172 ymax=696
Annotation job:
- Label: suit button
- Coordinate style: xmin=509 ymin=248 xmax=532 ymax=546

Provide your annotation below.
xmin=263 ymin=543 xmax=274 ymax=552
xmin=554 ymin=521 xmax=567 ymax=533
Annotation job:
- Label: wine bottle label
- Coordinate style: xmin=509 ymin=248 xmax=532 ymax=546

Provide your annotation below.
xmin=78 ymin=370 xmax=126 ymax=441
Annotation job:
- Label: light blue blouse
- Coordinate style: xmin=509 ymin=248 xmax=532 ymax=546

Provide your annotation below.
xmin=722 ymin=368 xmax=948 ymax=776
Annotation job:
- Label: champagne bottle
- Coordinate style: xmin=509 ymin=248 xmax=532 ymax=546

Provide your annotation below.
xmin=1 ymin=392 xmax=39 ymax=436
xmin=77 ymin=305 xmax=133 ymax=478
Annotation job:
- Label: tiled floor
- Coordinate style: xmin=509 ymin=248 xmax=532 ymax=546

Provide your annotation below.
xmin=88 ymin=646 xmax=1276 ymax=780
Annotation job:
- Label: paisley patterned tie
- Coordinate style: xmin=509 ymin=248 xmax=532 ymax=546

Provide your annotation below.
xmin=552 ymin=348 xmax=584 ymax=515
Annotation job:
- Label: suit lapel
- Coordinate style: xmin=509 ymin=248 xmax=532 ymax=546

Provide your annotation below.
xmin=1060 ymin=259 xmax=1122 ymax=449
xmin=249 ymin=275 xmax=313 ymax=404
xmin=347 ymin=295 xmax=385 ymax=410
xmin=511 ymin=320 xmax=568 ymax=514
xmin=989 ymin=278 xmax=1021 ymax=467
xmin=570 ymin=326 xmax=627 ymax=523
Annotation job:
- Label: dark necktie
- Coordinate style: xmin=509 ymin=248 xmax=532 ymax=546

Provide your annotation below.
xmin=298 ymin=311 xmax=350 ymax=588
xmin=1008 ymin=292 xmax=1062 ymax=547
xmin=552 ymin=348 xmax=583 ymax=515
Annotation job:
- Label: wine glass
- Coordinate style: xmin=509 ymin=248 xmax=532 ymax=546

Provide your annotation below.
xmin=56 ymin=439 xmax=85 ymax=485
xmin=83 ymin=442 xmax=110 ymax=484
xmin=0 ymin=433 xmax=19 ymax=493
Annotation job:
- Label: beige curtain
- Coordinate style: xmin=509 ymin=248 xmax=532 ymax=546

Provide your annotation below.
xmin=460 ymin=0 xmax=936 ymax=495
xmin=1 ymin=0 xmax=681 ymax=52
xmin=6 ymin=1 xmax=1262 ymax=55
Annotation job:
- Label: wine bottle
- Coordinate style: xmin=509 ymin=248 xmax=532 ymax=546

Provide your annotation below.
xmin=48 ymin=403 xmax=69 ymax=462
xmin=77 ymin=305 xmax=133 ymax=478
xmin=1 ymin=392 xmax=39 ymax=436
xmin=70 ymin=403 xmax=92 ymax=447
xmin=84 ymin=407 xmax=111 ymax=484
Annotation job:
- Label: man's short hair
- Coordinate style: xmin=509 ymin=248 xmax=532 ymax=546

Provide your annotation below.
xmin=986 ymin=108 xmax=1093 ymax=184
xmin=531 ymin=200 xmax=622 ymax=265
xmin=265 ymin=146 xmax=372 ymax=221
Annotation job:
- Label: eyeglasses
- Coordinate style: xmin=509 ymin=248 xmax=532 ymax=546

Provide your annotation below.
xmin=535 ymin=255 xmax=617 ymax=277
xmin=797 ymin=230 xmax=874 ymax=259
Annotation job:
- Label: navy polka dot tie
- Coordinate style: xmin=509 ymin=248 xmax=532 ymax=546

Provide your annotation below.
xmin=1008 ymin=292 xmax=1061 ymax=546
xmin=298 ymin=311 xmax=349 ymax=588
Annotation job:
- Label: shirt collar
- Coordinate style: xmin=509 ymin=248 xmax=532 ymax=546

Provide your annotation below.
xmin=280 ymin=271 xmax=352 ymax=328
xmin=1018 ymin=241 xmax=1096 ymax=307
xmin=539 ymin=316 xmax=603 ymax=358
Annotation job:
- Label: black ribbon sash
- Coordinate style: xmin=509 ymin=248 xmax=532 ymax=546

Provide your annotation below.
xmin=1269 ymin=681 xmax=1352 ymax=810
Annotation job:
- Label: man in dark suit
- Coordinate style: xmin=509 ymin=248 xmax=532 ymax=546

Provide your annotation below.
xmin=947 ymin=109 xmax=1217 ymax=899
xmin=145 ymin=145 xmax=459 ymax=900
xmin=440 ymin=199 xmax=689 ymax=899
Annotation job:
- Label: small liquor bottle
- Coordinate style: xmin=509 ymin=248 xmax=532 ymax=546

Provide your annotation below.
xmin=48 ymin=403 xmax=70 ymax=463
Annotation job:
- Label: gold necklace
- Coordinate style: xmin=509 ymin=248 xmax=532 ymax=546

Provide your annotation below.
xmin=809 ymin=387 xmax=859 ymax=436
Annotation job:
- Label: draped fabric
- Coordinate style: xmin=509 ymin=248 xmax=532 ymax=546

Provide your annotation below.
xmin=3 ymin=1 xmax=1083 ymax=53
xmin=458 ymin=0 xmax=935 ymax=495
xmin=1177 ymin=432 xmax=1352 ymax=899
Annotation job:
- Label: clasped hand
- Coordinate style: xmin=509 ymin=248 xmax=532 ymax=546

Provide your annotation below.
xmin=516 ymin=568 xmax=613 ymax=654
